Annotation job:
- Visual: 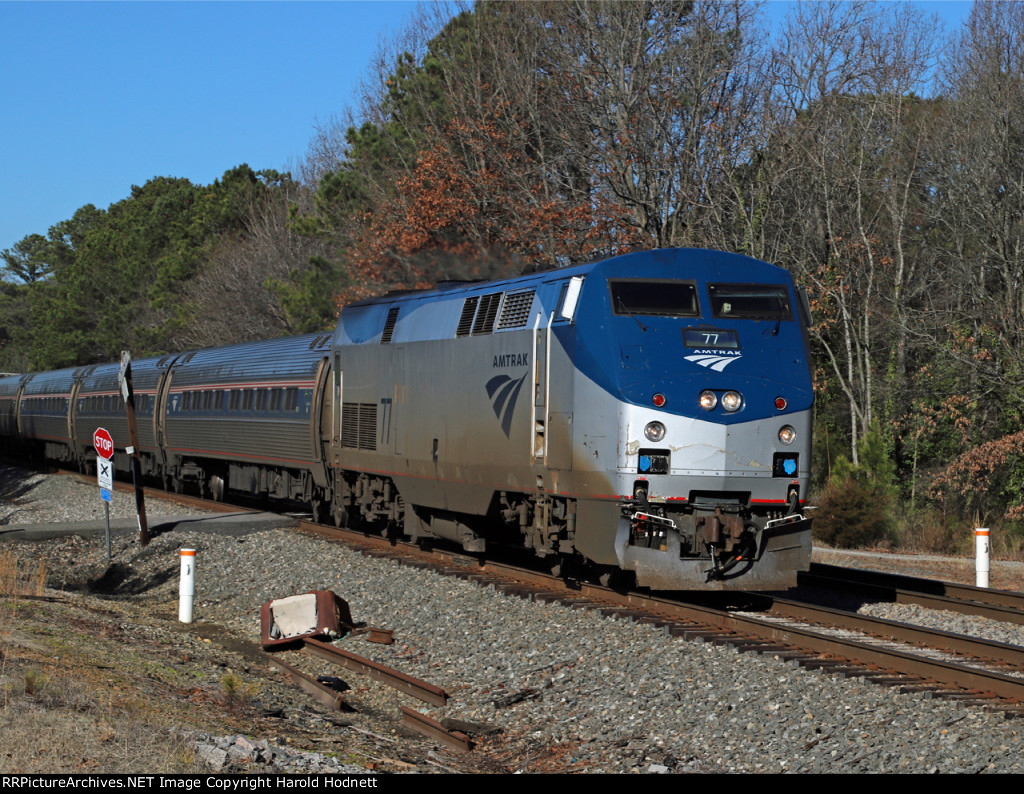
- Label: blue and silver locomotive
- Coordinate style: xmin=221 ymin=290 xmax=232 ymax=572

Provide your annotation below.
xmin=329 ymin=247 xmax=813 ymax=589
xmin=0 ymin=248 xmax=813 ymax=590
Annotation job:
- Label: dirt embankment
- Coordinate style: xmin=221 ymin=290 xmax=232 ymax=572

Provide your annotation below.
xmin=0 ymin=548 xmax=494 ymax=775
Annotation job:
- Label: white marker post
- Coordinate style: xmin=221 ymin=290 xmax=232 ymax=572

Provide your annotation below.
xmin=179 ymin=548 xmax=196 ymax=623
xmin=976 ymin=528 xmax=990 ymax=588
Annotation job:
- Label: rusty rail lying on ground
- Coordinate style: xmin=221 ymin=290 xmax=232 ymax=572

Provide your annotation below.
xmin=303 ymin=637 xmax=449 ymax=707
xmin=399 ymin=706 xmax=473 ymax=753
xmin=267 ymin=655 xmax=349 ymax=712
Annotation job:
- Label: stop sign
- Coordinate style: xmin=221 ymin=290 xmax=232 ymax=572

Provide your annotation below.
xmin=94 ymin=427 xmax=114 ymax=460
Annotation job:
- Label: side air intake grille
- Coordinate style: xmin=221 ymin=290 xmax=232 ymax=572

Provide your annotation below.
xmin=380 ymin=307 xmax=399 ymax=344
xmin=341 ymin=402 xmax=378 ymax=450
xmin=497 ymin=290 xmax=535 ymax=329
xmin=456 ymin=297 xmax=478 ymax=337
xmin=472 ymin=293 xmax=502 ymax=335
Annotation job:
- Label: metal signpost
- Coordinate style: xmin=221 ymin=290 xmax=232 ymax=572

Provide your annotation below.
xmin=119 ymin=352 xmax=149 ymax=547
xmin=94 ymin=427 xmax=114 ymax=560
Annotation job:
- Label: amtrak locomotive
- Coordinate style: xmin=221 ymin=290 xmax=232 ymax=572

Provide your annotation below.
xmin=0 ymin=248 xmax=814 ymax=590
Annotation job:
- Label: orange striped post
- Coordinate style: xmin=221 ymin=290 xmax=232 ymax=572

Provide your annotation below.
xmin=179 ymin=548 xmax=196 ymax=622
xmin=975 ymin=528 xmax=990 ymax=588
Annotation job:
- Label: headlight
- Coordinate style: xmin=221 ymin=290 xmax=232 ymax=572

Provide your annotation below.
xmin=644 ymin=421 xmax=666 ymax=442
xmin=778 ymin=425 xmax=796 ymax=445
xmin=699 ymin=390 xmax=717 ymax=411
xmin=721 ymin=391 xmax=743 ymax=412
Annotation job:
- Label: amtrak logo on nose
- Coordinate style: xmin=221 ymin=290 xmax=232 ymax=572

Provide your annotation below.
xmin=685 ymin=353 xmax=742 ymax=372
xmin=486 ymin=373 xmax=527 ymax=437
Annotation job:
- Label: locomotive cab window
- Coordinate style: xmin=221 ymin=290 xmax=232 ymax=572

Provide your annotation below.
xmin=708 ymin=284 xmax=792 ymax=320
xmin=609 ymin=280 xmax=700 ymax=317
xmin=557 ymin=276 xmax=585 ymax=322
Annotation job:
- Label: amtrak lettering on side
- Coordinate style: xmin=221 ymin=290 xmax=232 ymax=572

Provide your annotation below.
xmin=493 ymin=353 xmax=529 ymax=368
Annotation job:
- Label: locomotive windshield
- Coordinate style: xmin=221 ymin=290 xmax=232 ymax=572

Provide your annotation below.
xmin=610 ymin=280 xmax=700 ymax=317
xmin=707 ymin=284 xmax=792 ymax=320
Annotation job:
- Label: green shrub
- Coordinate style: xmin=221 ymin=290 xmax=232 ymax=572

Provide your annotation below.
xmin=813 ymin=477 xmax=891 ymax=548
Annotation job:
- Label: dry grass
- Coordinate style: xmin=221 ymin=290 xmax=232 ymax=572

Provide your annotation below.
xmin=0 ymin=645 xmax=209 ymax=773
xmin=0 ymin=649 xmax=205 ymax=773
xmin=0 ymin=695 xmax=205 ymax=773
xmin=0 ymin=547 xmax=211 ymax=773
xmin=0 ymin=549 xmax=46 ymax=597
xmin=884 ymin=509 xmax=1024 ymax=563
xmin=1 ymin=549 xmax=47 ymax=705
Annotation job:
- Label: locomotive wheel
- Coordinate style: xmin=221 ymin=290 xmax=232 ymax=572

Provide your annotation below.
xmin=310 ymin=495 xmax=330 ymax=524
xmin=550 ymin=555 xmax=582 ymax=581
xmin=332 ymin=504 xmax=349 ymax=528
xmin=597 ymin=566 xmax=635 ymax=590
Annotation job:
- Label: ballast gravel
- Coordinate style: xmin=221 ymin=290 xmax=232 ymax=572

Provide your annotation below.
xmin=188 ymin=531 xmax=1024 ymax=774
xmin=5 ymin=468 xmax=1024 ymax=774
xmin=0 ymin=466 xmax=208 ymax=525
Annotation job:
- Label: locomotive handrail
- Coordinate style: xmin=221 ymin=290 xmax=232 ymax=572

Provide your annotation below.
xmin=543 ymin=310 xmax=553 ymax=466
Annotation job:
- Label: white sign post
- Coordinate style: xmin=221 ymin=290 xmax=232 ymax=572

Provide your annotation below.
xmin=95 ymin=428 xmax=114 ymax=560
xmin=97 ymin=457 xmax=113 ymax=495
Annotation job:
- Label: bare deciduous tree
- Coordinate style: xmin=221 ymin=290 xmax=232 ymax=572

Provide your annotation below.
xmin=764 ymin=0 xmax=941 ymax=461
xmin=172 ymin=182 xmax=335 ymax=350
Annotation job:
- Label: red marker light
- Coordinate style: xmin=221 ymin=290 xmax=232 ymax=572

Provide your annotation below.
xmin=775 ymin=396 xmax=787 ymax=411
xmin=652 ymin=393 xmax=666 ymax=408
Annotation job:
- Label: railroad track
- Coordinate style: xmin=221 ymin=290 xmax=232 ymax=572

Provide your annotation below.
xmin=282 ymin=516 xmax=1024 ymax=716
xmin=802 ymin=562 xmax=1024 ymax=622
xmin=65 ymin=469 xmax=1024 ymax=717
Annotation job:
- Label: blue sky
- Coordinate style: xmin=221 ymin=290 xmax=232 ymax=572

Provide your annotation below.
xmin=0 ymin=0 xmax=421 ymax=255
xmin=0 ymin=1 xmax=972 ymax=258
